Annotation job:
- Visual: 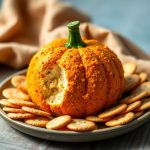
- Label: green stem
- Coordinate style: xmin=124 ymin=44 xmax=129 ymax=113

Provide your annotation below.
xmin=65 ymin=21 xmax=86 ymax=48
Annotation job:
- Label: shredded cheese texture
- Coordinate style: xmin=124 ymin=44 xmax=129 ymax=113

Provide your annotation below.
xmin=41 ymin=65 xmax=68 ymax=104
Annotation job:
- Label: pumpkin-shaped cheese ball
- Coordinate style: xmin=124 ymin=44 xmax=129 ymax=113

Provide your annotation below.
xmin=27 ymin=21 xmax=124 ymax=118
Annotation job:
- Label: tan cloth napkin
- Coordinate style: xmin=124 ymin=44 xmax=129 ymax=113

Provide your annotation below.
xmin=0 ymin=0 xmax=150 ymax=76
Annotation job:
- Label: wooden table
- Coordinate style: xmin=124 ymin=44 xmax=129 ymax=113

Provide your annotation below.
xmin=0 ymin=0 xmax=150 ymax=149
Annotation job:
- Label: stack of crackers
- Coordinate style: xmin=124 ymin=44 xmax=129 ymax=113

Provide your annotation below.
xmin=0 ymin=62 xmax=150 ymax=132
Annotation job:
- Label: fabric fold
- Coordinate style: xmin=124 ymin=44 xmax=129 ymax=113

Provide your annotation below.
xmin=0 ymin=0 xmax=150 ymax=77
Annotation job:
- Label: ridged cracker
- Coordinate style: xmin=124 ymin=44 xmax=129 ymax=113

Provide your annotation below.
xmin=85 ymin=116 xmax=112 ymax=122
xmin=132 ymin=82 xmax=150 ymax=97
xmin=120 ymin=91 xmax=147 ymax=104
xmin=67 ymin=119 xmax=97 ymax=132
xmin=0 ymin=99 xmax=20 ymax=108
xmin=24 ymin=117 xmax=50 ymax=127
xmin=134 ymin=111 xmax=144 ymax=118
xmin=139 ymin=72 xmax=148 ymax=83
xmin=22 ymin=106 xmax=51 ymax=117
xmin=123 ymin=63 xmax=137 ymax=76
xmin=46 ymin=115 xmax=71 ymax=130
xmin=2 ymin=88 xmax=30 ymax=101
xmin=98 ymin=104 xmax=127 ymax=119
xmin=105 ymin=112 xmax=135 ymax=127
xmin=3 ymin=107 xmax=25 ymax=113
xmin=11 ymin=75 xmax=27 ymax=93
xmin=124 ymin=74 xmax=140 ymax=92
xmin=135 ymin=98 xmax=150 ymax=111
xmin=120 ymin=101 xmax=142 ymax=114
xmin=7 ymin=113 xmax=35 ymax=119
xmin=8 ymin=99 xmax=36 ymax=107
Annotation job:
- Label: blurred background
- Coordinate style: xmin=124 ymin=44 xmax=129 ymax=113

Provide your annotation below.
xmin=62 ymin=0 xmax=150 ymax=54
xmin=0 ymin=0 xmax=149 ymax=54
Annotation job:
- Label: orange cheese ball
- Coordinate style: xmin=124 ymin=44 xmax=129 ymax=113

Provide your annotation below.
xmin=27 ymin=21 xmax=124 ymax=118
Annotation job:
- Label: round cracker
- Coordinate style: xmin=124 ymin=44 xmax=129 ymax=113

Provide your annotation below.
xmin=3 ymin=107 xmax=26 ymax=113
xmin=123 ymin=62 xmax=137 ymax=76
xmin=135 ymin=98 xmax=150 ymax=111
xmin=105 ymin=112 xmax=135 ymax=127
xmin=8 ymin=99 xmax=36 ymax=107
xmin=22 ymin=106 xmax=51 ymax=117
xmin=2 ymin=88 xmax=30 ymax=101
xmin=139 ymin=72 xmax=148 ymax=83
xmin=132 ymin=82 xmax=150 ymax=97
xmin=0 ymin=99 xmax=20 ymax=108
xmin=46 ymin=115 xmax=71 ymax=130
xmin=120 ymin=91 xmax=147 ymax=104
xmin=11 ymin=75 xmax=27 ymax=93
xmin=7 ymin=113 xmax=35 ymax=119
xmin=124 ymin=74 xmax=140 ymax=92
xmin=120 ymin=101 xmax=142 ymax=114
xmin=67 ymin=119 xmax=97 ymax=132
xmin=85 ymin=116 xmax=112 ymax=122
xmin=24 ymin=117 xmax=50 ymax=127
xmin=98 ymin=104 xmax=127 ymax=119
xmin=134 ymin=111 xmax=144 ymax=118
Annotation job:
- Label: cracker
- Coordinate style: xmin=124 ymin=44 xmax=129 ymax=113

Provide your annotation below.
xmin=0 ymin=99 xmax=20 ymax=108
xmin=139 ymin=72 xmax=148 ymax=83
xmin=7 ymin=113 xmax=35 ymax=119
xmin=67 ymin=119 xmax=97 ymax=132
xmin=3 ymin=107 xmax=26 ymax=113
xmin=120 ymin=91 xmax=147 ymax=104
xmin=24 ymin=117 xmax=50 ymax=127
xmin=98 ymin=104 xmax=127 ymax=119
xmin=132 ymin=82 xmax=150 ymax=97
xmin=22 ymin=106 xmax=51 ymax=117
xmin=124 ymin=74 xmax=140 ymax=92
xmin=135 ymin=98 xmax=150 ymax=111
xmin=2 ymin=88 xmax=30 ymax=101
xmin=8 ymin=99 xmax=36 ymax=107
xmin=123 ymin=62 xmax=137 ymax=76
xmin=11 ymin=75 xmax=27 ymax=93
xmin=105 ymin=112 xmax=135 ymax=127
xmin=134 ymin=111 xmax=144 ymax=118
xmin=46 ymin=115 xmax=71 ymax=130
xmin=85 ymin=116 xmax=112 ymax=122
xmin=120 ymin=101 xmax=142 ymax=114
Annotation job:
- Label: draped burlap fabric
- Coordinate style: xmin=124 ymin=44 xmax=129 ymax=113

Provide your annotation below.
xmin=0 ymin=0 xmax=150 ymax=76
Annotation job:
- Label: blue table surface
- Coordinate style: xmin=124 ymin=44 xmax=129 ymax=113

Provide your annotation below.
xmin=63 ymin=0 xmax=150 ymax=55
